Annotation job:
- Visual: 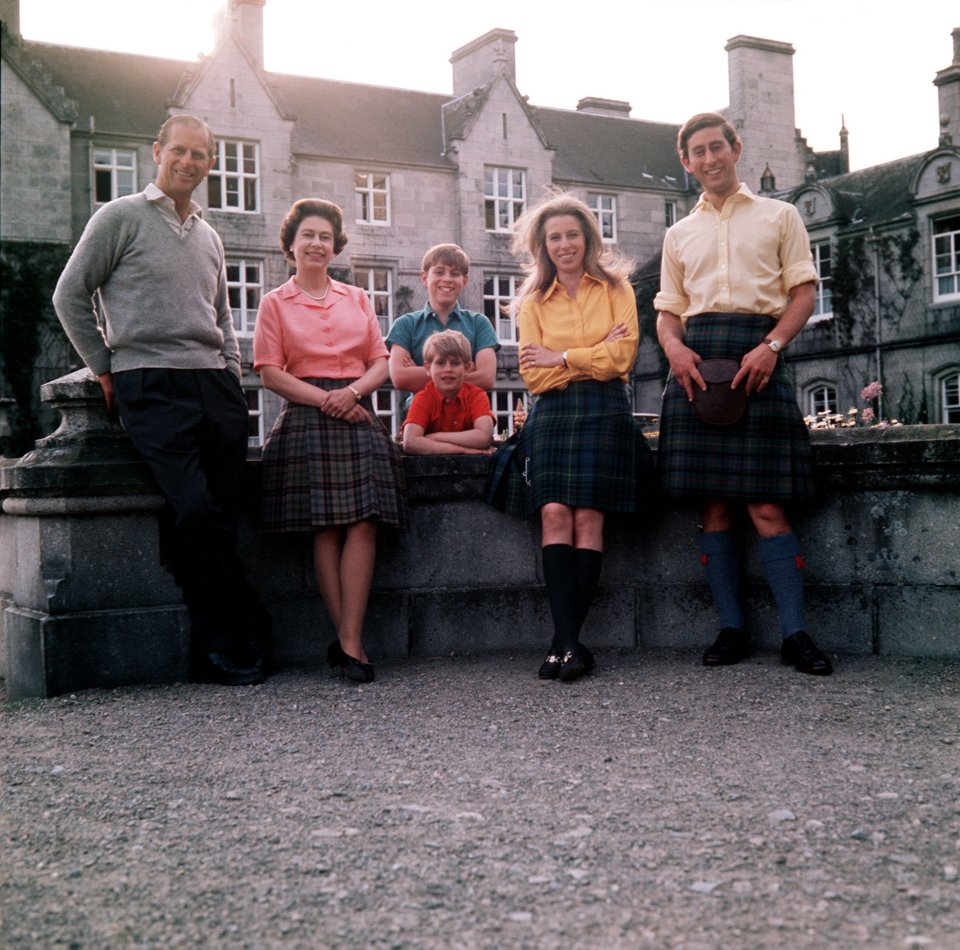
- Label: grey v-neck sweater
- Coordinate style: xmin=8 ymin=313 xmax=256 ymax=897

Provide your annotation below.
xmin=53 ymin=192 xmax=240 ymax=378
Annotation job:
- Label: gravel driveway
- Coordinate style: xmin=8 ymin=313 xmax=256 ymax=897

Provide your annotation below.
xmin=2 ymin=649 xmax=959 ymax=948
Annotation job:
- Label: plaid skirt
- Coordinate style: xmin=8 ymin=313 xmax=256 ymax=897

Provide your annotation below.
xmin=658 ymin=313 xmax=816 ymax=502
xmin=259 ymin=379 xmax=407 ymax=532
xmin=496 ymin=379 xmax=638 ymax=517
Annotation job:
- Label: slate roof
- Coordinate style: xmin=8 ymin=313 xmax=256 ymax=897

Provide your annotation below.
xmin=796 ymin=154 xmax=925 ymax=231
xmin=11 ymin=38 xmax=689 ymax=191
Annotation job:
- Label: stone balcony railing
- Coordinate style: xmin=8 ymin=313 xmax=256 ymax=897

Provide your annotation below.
xmin=1 ymin=369 xmax=958 ymax=698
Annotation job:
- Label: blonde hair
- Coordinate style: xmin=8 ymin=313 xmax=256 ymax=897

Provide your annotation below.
xmin=511 ymin=192 xmax=634 ymax=312
xmin=422 ymin=329 xmax=472 ymax=364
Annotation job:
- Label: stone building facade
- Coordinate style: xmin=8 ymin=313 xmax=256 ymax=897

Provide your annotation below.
xmin=2 ymin=0 xmax=959 ymax=454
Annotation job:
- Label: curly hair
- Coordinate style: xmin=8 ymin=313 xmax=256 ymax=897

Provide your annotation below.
xmin=279 ymin=199 xmax=349 ymax=261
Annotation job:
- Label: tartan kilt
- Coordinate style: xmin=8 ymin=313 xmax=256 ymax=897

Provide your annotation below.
xmin=259 ymin=378 xmax=407 ymax=532
xmin=658 ymin=313 xmax=816 ymax=502
xmin=498 ymin=379 xmax=638 ymax=517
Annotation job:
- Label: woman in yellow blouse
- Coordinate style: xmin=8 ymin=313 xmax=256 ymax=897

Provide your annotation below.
xmin=506 ymin=193 xmax=640 ymax=682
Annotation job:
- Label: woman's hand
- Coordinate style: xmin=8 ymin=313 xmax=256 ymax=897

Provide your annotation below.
xmin=520 ymin=343 xmax=564 ymax=369
xmin=322 ymin=386 xmax=370 ymax=423
xmin=604 ymin=323 xmax=629 ymax=344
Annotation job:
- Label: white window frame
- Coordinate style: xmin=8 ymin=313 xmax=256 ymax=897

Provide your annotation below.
xmin=589 ymin=193 xmax=617 ymax=243
xmin=208 ymin=140 xmax=260 ymax=213
xmin=806 ymin=383 xmax=837 ymax=418
xmin=484 ymin=167 xmax=526 ymax=233
xmin=810 ymin=240 xmax=833 ymax=321
xmin=491 ymin=389 xmax=530 ymax=438
xmin=941 ymin=371 xmax=960 ymax=423
xmin=355 ymin=172 xmax=391 ymax=226
xmin=244 ymin=386 xmax=264 ymax=447
xmin=373 ymin=388 xmax=400 ymax=437
xmin=355 ymin=266 xmax=394 ymax=336
xmin=226 ymin=258 xmax=264 ymax=336
xmin=92 ymin=147 xmax=137 ymax=206
xmin=933 ymin=214 xmax=960 ymax=302
xmin=664 ymin=200 xmax=677 ymax=229
xmin=483 ymin=274 xmax=520 ymax=344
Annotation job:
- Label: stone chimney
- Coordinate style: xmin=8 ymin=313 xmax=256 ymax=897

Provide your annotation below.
xmin=725 ymin=35 xmax=806 ymax=191
xmin=451 ymin=29 xmax=517 ymax=98
xmin=214 ymin=0 xmax=265 ymax=70
xmin=0 ymin=0 xmax=21 ymax=39
xmin=576 ymin=97 xmax=632 ymax=118
xmin=934 ymin=28 xmax=960 ymax=149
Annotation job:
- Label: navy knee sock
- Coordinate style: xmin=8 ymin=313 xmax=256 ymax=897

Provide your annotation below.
xmin=541 ymin=544 xmax=579 ymax=653
xmin=699 ymin=530 xmax=744 ymax=632
xmin=574 ymin=548 xmax=603 ymax=634
xmin=759 ymin=533 xmax=807 ymax=638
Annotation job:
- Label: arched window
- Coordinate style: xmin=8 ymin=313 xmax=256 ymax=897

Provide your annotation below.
xmin=806 ymin=383 xmax=837 ymax=418
xmin=941 ymin=371 xmax=960 ymax=423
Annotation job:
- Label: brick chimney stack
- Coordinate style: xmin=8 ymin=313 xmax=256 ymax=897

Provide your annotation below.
xmin=934 ymin=28 xmax=960 ymax=148
xmin=214 ymin=0 xmax=265 ymax=70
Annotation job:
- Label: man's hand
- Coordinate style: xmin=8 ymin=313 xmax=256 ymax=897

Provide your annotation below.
xmin=97 ymin=371 xmax=117 ymax=416
xmin=662 ymin=339 xmax=705 ymax=402
xmin=732 ymin=345 xmax=779 ymax=395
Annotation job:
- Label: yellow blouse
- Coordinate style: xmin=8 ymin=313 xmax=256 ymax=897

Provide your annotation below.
xmin=518 ymin=273 xmax=639 ymax=395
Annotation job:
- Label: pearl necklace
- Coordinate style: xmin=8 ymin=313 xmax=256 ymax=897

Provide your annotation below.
xmin=295 ymin=279 xmax=330 ymax=302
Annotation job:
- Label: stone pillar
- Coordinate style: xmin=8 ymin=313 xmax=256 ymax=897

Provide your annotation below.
xmin=0 ymin=369 xmax=189 ymax=698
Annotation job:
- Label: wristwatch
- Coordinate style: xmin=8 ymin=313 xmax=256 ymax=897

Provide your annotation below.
xmin=763 ymin=337 xmax=784 ymax=354
xmin=561 ymin=351 xmax=569 ymax=367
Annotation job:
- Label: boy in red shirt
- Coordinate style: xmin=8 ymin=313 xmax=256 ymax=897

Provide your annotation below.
xmin=402 ymin=330 xmax=496 ymax=455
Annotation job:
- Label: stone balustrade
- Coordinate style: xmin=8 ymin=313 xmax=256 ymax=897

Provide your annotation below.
xmin=2 ymin=369 xmax=958 ymax=698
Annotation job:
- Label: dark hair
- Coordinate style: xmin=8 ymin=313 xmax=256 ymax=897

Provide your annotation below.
xmin=511 ymin=192 xmax=633 ymax=307
xmin=677 ymin=112 xmax=740 ymax=160
xmin=421 ymin=243 xmax=470 ymax=274
xmin=279 ymin=199 xmax=349 ymax=260
xmin=157 ymin=114 xmax=215 ymax=157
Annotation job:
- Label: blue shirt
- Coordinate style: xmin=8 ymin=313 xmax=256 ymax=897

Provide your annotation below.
xmin=385 ymin=303 xmax=501 ymax=368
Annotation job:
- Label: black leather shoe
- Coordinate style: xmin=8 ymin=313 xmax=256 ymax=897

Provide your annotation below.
xmin=702 ymin=627 xmax=750 ymax=666
xmin=190 ymin=651 xmax=264 ymax=686
xmin=538 ymin=653 xmax=562 ymax=680
xmin=558 ymin=645 xmax=595 ymax=683
xmin=327 ymin=641 xmax=375 ymax=683
xmin=781 ymin=631 xmax=833 ymax=675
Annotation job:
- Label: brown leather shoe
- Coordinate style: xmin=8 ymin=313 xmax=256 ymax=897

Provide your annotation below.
xmin=702 ymin=627 xmax=751 ymax=666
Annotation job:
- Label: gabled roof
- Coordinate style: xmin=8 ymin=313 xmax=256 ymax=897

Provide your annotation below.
xmin=797 ymin=154 xmax=924 ymax=231
xmin=539 ymin=108 xmax=686 ymax=192
xmin=12 ymin=40 xmax=185 ymax=136
xmin=271 ymin=74 xmax=452 ymax=168
xmin=8 ymin=37 xmax=689 ymax=190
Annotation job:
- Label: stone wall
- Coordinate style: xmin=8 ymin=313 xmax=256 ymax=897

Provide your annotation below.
xmin=2 ymin=370 xmax=958 ymax=698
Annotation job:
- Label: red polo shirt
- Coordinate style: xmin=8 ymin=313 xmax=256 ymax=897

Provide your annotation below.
xmin=404 ymin=381 xmax=494 ymax=434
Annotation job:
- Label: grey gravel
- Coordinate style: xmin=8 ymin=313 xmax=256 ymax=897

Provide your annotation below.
xmin=2 ymin=649 xmax=959 ymax=948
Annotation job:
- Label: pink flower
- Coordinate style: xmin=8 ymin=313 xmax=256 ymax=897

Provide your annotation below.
xmin=861 ymin=407 xmax=875 ymax=424
xmin=860 ymin=381 xmax=883 ymax=402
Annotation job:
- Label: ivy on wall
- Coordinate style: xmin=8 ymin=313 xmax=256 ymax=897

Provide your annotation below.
xmin=0 ymin=241 xmax=73 ymax=457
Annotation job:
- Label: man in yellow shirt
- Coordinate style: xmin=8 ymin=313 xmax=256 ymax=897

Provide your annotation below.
xmin=654 ymin=112 xmax=831 ymax=676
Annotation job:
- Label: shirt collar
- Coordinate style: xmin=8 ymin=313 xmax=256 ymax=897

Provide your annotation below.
xmin=278 ymin=275 xmax=346 ymax=302
xmin=543 ymin=272 xmax=603 ymax=300
xmin=145 ymin=182 xmax=203 ymax=219
xmin=693 ymin=181 xmax=756 ymax=213
xmin=418 ymin=302 xmax=464 ymax=322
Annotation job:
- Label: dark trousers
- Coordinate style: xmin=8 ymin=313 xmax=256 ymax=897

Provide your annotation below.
xmin=113 ymin=368 xmax=269 ymax=657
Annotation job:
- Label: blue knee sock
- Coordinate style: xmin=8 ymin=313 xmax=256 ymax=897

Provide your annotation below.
xmin=699 ymin=530 xmax=744 ymax=632
xmin=759 ymin=533 xmax=807 ymax=638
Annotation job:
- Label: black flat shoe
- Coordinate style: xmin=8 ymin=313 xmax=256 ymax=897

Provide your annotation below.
xmin=702 ymin=627 xmax=751 ymax=667
xmin=327 ymin=641 xmax=375 ymax=683
xmin=538 ymin=653 xmax=562 ymax=680
xmin=190 ymin=651 xmax=264 ymax=686
xmin=558 ymin=645 xmax=595 ymax=683
xmin=781 ymin=631 xmax=833 ymax=676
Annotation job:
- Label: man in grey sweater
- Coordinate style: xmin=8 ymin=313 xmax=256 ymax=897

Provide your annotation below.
xmin=54 ymin=114 xmax=268 ymax=686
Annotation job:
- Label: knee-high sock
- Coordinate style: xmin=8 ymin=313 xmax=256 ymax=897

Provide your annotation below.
xmin=574 ymin=548 xmax=603 ymax=635
xmin=759 ymin=533 xmax=807 ymax=638
xmin=699 ymin=530 xmax=744 ymax=632
xmin=542 ymin=544 xmax=579 ymax=653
